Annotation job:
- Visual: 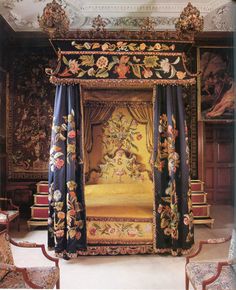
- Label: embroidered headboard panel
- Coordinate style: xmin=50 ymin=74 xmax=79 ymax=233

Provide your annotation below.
xmin=86 ymin=106 xmax=152 ymax=183
xmin=87 ymin=149 xmax=152 ymax=184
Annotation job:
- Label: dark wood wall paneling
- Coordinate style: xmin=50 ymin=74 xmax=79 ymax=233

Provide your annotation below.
xmin=196 ymin=31 xmax=234 ymax=205
xmin=204 ymin=123 xmax=234 ymax=204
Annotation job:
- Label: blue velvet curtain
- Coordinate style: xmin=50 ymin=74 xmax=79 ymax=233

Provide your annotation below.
xmin=48 ymin=85 xmax=86 ymax=257
xmin=153 ymin=85 xmax=194 ymax=255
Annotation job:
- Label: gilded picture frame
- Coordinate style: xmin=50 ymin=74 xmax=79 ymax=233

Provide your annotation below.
xmin=197 ymin=46 xmax=234 ymax=121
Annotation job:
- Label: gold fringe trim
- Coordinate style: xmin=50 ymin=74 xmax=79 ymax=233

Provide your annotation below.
xmin=155 ymin=245 xmax=194 ymax=256
xmin=84 ymin=100 xmax=153 ymax=107
xmin=55 ymin=245 xmax=153 ymax=258
xmin=61 ymin=51 xmax=184 ymax=56
xmin=87 ymin=216 xmax=153 ymax=222
xmin=53 ymin=244 xmax=194 ymax=258
xmin=152 ymin=85 xmax=157 ymax=253
xmin=50 ymin=76 xmax=196 ymax=87
xmin=87 ymin=239 xmax=153 ymax=245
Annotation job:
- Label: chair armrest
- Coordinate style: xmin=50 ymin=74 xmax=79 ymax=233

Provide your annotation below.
xmin=0 ymin=210 xmax=9 ymax=220
xmin=0 ymin=262 xmax=17 ymax=272
xmin=0 ymin=210 xmax=9 ymax=215
xmin=229 ymin=258 xmax=236 ymax=265
xmin=186 ymin=236 xmax=232 ymax=264
xmin=9 ymin=238 xmax=59 ymax=267
xmin=0 ymin=263 xmax=42 ymax=289
xmin=202 ymin=259 xmax=234 ymax=290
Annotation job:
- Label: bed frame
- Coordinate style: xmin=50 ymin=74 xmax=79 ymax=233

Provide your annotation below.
xmin=47 ymin=34 xmax=198 ymax=257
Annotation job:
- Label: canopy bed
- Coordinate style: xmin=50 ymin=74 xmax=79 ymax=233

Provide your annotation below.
xmin=46 ymin=35 xmax=198 ymax=258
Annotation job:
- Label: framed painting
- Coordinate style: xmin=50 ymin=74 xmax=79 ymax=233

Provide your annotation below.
xmin=197 ymin=46 xmax=234 ymax=121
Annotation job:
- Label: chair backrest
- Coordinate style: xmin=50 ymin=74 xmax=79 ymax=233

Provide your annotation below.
xmin=0 ymin=230 xmax=14 ymax=280
xmin=0 ymin=199 xmax=8 ymax=211
xmin=228 ymin=229 xmax=236 ymax=271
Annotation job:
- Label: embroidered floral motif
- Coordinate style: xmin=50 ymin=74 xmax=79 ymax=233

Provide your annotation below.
xmin=66 ymin=180 xmax=84 ymax=241
xmin=176 ymin=71 xmax=186 ymax=79
xmin=49 ymin=106 xmax=85 ymax=247
xmin=102 ymin=112 xmax=141 ymax=152
xmin=155 ymin=110 xmax=193 ymax=244
xmin=88 ymin=221 xmax=152 ymax=239
xmin=68 ymin=59 xmax=79 ymax=74
xmin=143 ymin=56 xmax=159 ymax=68
xmin=159 ymin=58 xmax=171 ymax=73
xmin=114 ymin=56 xmax=130 ymax=78
xmin=59 ymin=53 xmax=185 ymax=80
xmin=72 ymin=41 xmax=175 ymax=52
xmin=98 ymin=149 xmax=147 ymax=183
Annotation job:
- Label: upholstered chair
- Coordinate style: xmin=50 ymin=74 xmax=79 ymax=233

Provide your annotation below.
xmin=0 ymin=198 xmax=20 ymax=232
xmin=185 ymin=229 xmax=236 ymax=290
xmin=0 ymin=229 xmax=60 ymax=289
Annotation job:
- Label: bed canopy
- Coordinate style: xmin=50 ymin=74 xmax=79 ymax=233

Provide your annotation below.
xmin=46 ymin=36 xmax=198 ymax=258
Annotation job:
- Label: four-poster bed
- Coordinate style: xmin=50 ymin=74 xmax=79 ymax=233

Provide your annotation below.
xmin=47 ymin=38 xmax=197 ymax=258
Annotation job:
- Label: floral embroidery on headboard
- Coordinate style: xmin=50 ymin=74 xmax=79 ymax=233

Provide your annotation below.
xmin=87 ymin=149 xmax=152 ymax=184
xmin=102 ymin=111 xmax=141 ymax=153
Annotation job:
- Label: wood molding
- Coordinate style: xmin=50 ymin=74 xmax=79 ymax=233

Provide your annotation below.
xmin=198 ymin=121 xmax=205 ymax=181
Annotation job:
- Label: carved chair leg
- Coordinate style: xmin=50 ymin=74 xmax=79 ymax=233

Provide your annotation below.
xmin=56 ymin=278 xmax=60 ymax=289
xmin=185 ymin=272 xmax=189 ymax=290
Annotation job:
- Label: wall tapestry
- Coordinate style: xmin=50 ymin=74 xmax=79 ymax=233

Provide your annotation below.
xmin=183 ymin=85 xmax=198 ymax=179
xmin=7 ymin=49 xmax=55 ymax=179
xmin=0 ymin=70 xmax=6 ymax=149
xmin=198 ymin=47 xmax=234 ymax=120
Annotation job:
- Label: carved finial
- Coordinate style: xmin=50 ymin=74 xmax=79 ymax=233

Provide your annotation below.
xmin=175 ymin=2 xmax=204 ymax=34
xmin=38 ymin=0 xmax=69 ymax=38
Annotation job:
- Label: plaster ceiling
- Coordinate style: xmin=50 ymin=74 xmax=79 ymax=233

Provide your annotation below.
xmin=0 ymin=0 xmax=234 ymax=32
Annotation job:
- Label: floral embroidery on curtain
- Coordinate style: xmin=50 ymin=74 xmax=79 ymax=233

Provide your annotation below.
xmin=48 ymin=85 xmax=86 ymax=257
xmin=153 ymin=85 xmax=194 ymax=255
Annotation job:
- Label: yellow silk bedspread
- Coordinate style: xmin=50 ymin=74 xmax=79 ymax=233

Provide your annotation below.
xmin=85 ymin=183 xmax=154 ymax=244
xmin=85 ymin=183 xmax=153 ymax=219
